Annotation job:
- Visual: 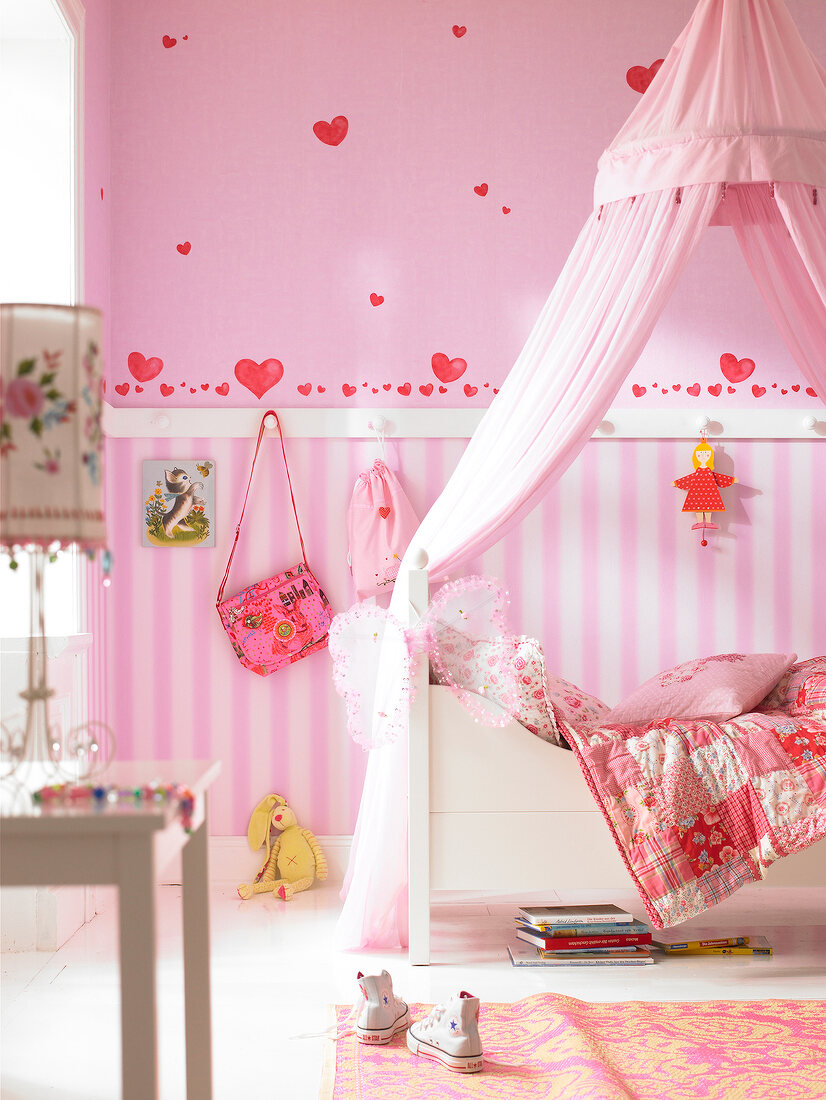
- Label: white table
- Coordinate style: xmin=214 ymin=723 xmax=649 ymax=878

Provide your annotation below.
xmin=0 ymin=759 xmax=221 ymax=1100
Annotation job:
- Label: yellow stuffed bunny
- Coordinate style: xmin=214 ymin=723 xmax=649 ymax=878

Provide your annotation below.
xmin=237 ymin=793 xmax=327 ymax=901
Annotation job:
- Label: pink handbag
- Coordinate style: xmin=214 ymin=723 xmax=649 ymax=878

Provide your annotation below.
xmin=216 ymin=411 xmax=332 ymax=676
xmin=347 ymin=459 xmax=420 ymax=602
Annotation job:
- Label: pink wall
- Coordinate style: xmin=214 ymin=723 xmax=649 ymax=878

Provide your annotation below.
xmin=105 ymin=0 xmax=824 ymax=409
xmin=104 ymin=435 xmax=826 ymax=836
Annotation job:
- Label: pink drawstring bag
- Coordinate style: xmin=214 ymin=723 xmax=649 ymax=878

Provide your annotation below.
xmin=348 ymin=460 xmax=420 ymax=602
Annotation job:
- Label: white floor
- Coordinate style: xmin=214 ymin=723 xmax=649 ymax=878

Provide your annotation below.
xmin=2 ymin=874 xmax=825 ymax=1099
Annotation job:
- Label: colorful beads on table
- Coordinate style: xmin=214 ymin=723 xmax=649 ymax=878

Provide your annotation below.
xmin=33 ymin=781 xmax=196 ymax=832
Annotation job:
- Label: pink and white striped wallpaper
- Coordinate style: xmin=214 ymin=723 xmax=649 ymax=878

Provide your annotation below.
xmin=99 ymin=434 xmax=825 ymax=837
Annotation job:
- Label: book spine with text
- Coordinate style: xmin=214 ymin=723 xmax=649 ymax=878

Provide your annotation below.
xmin=518 ymin=930 xmax=652 ymax=951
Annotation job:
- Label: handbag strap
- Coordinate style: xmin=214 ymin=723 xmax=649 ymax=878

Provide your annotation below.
xmin=217 ymin=411 xmax=309 ymax=606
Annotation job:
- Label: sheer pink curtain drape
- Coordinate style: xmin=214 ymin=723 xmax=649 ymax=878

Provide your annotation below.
xmin=335 ymin=183 xmax=722 ymax=950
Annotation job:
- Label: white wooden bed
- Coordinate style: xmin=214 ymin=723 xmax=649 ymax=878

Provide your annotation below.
xmin=402 ymin=554 xmax=826 ymax=965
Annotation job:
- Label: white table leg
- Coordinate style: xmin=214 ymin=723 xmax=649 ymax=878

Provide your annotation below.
xmin=182 ymin=801 xmax=213 ymax=1099
xmin=117 ymin=836 xmax=158 ymax=1100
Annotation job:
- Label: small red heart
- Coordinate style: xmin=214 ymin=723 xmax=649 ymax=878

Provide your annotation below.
xmin=313 ymin=116 xmax=348 ymax=146
xmin=419 ymin=383 xmax=433 ymax=396
xmin=189 ymin=387 xmax=196 ymax=393
xmin=452 ymin=25 xmax=467 ymax=37
xmin=177 ymin=241 xmax=191 ymax=255
xmin=234 ymin=358 xmax=284 ymax=398
xmin=115 ymin=382 xmax=130 ymax=396
xmin=297 ymin=383 xmax=312 ymax=396
xmin=383 ymin=383 xmax=391 ymax=391
xmin=493 ymin=388 xmax=499 ymax=394
xmin=162 ymin=35 xmax=177 ymax=48
xmin=687 ymin=383 xmax=701 ymax=396
xmin=806 ymin=386 xmax=818 ymax=397
xmin=369 ymin=293 xmax=384 ymax=306
xmin=752 ymin=384 xmax=766 ymax=398
xmin=652 ymin=382 xmax=658 ymax=388
xmin=378 ymin=506 xmax=391 ymax=519
xmin=720 ymin=353 xmax=755 ymax=383
xmin=483 ymin=382 xmax=489 ymax=388
xmin=502 ymin=206 xmax=511 ymax=214
xmin=180 ymin=381 xmax=186 ymax=387
xmin=100 ymin=188 xmax=104 ymax=200
xmin=708 ymin=384 xmax=722 ymax=396
xmin=128 ymin=352 xmax=164 ymax=382
xmin=727 ymin=385 xmax=736 ymax=394
xmin=362 ymin=382 xmax=368 ymax=387
xmin=183 ymin=35 xmax=188 ymax=40
xmin=474 ymin=183 xmax=488 ymax=197
xmin=342 ymin=383 xmax=356 ymax=397
xmin=160 ymin=383 xmax=175 ymax=397
xmin=661 ymin=388 xmax=669 ymax=396
xmin=216 ymin=382 xmax=230 ymax=396
xmin=464 ymin=384 xmax=478 ymax=397
xmin=792 ymin=384 xmax=800 ymax=392
xmin=317 ymin=385 xmax=326 ymax=393
xmin=431 ymin=353 xmax=467 ymax=383
xmin=772 ymin=383 xmax=777 ymax=388
xmin=781 ymin=389 xmax=788 ymax=394
xmin=672 ymin=384 xmax=681 ymax=391
xmin=439 ymin=385 xmax=447 ymax=393
xmin=632 ymin=384 xmax=646 ymax=397
xmin=372 ymin=387 xmax=379 ymax=393
xmin=135 ymin=385 xmax=144 ymax=393
xmin=201 ymin=383 xmax=209 ymax=390
xmin=626 ymin=58 xmax=664 ymax=93
xmin=398 ymin=383 xmax=411 ymax=396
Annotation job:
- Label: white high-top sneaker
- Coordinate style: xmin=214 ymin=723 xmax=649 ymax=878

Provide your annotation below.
xmin=406 ymin=991 xmax=484 ymax=1072
xmin=355 ymin=970 xmax=410 ymax=1045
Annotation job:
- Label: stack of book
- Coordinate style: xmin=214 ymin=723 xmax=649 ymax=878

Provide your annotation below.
xmin=652 ymin=935 xmax=773 ymax=956
xmin=507 ymin=903 xmax=654 ymax=966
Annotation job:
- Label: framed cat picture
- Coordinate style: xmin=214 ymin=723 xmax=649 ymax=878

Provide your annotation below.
xmin=141 ymin=459 xmax=216 ymax=548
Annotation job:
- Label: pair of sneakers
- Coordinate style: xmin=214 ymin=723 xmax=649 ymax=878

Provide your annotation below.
xmin=355 ymin=970 xmax=484 ymax=1074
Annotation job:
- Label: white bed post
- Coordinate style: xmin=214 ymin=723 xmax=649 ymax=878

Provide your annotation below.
xmin=405 ymin=547 xmax=431 ymax=965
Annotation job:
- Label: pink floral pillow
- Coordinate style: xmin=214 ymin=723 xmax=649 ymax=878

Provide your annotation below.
xmin=604 ymin=652 xmax=797 ymax=726
xmin=543 ymin=673 xmax=610 ymax=737
xmin=790 ymin=673 xmax=826 ymax=718
xmin=758 ymin=656 xmax=826 ymax=712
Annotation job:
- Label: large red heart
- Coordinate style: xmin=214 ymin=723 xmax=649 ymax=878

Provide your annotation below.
xmin=297 ymin=383 xmax=312 ymax=396
xmin=313 ymin=116 xmax=348 ymax=146
xmin=806 ymin=387 xmax=818 ymax=397
xmin=752 ymin=384 xmax=766 ymax=398
xmin=234 ymin=358 xmax=283 ymax=399
xmin=128 ymin=352 xmax=164 ymax=382
xmin=419 ymin=383 xmax=433 ymax=396
xmin=632 ymin=384 xmax=646 ymax=398
xmin=177 ymin=241 xmax=191 ymax=255
xmin=626 ymin=58 xmax=664 ymax=94
xmin=687 ymin=383 xmax=701 ymax=396
xmin=115 ymin=382 xmax=130 ymax=396
xmin=342 ymin=383 xmax=356 ymax=397
xmin=464 ymin=384 xmax=478 ymax=397
xmin=160 ymin=383 xmax=175 ymax=397
xmin=720 ymin=353 xmax=755 ymax=383
xmin=431 ymin=353 xmax=467 ymax=383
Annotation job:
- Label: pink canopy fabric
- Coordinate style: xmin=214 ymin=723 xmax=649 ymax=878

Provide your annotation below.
xmin=335 ymin=0 xmax=826 ymax=952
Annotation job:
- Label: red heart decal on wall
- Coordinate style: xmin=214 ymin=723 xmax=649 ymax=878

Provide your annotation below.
xmin=452 ymin=25 xmax=467 ymax=37
xmin=806 ymin=386 xmax=817 ymax=397
xmin=215 ymin=382 xmax=229 ymax=396
xmin=431 ymin=353 xmax=467 ymax=383
xmin=128 ymin=352 xmax=164 ymax=382
xmin=474 ymin=183 xmax=488 ymax=197
xmin=464 ymin=384 xmax=478 ymax=397
xmin=672 ymin=384 xmax=681 ymax=392
xmin=781 ymin=389 xmax=788 ymax=394
xmin=727 ymin=385 xmax=736 ymax=393
xmin=177 ymin=241 xmax=191 ymax=255
xmin=720 ymin=353 xmax=755 ymax=383
xmin=632 ymin=384 xmax=646 ymax=397
xmin=369 ymin=293 xmax=384 ymax=306
xmin=297 ymin=383 xmax=312 ymax=396
xmin=752 ymin=384 xmax=767 ymax=397
xmin=419 ymin=383 xmax=433 ymax=396
xmin=317 ymin=385 xmax=326 ymax=393
xmin=708 ymin=383 xmax=722 ymax=396
xmin=160 ymin=383 xmax=175 ymax=397
xmin=189 ymin=387 xmax=196 ymax=393
xmin=313 ymin=116 xmax=349 ymax=146
xmin=502 ymin=206 xmax=511 ymax=214
xmin=626 ymin=59 xmax=664 ymax=93
xmin=162 ymin=35 xmax=177 ymax=48
xmin=792 ymin=384 xmax=800 ymax=392
xmin=378 ymin=506 xmax=391 ymax=518
xmin=201 ymin=383 xmax=209 ymax=390
xmin=687 ymin=383 xmax=701 ymax=396
xmin=439 ymin=385 xmax=447 ymax=393
xmin=135 ymin=385 xmax=144 ymax=393
xmin=115 ymin=382 xmax=130 ymax=396
xmin=382 ymin=383 xmax=391 ymax=391
xmin=342 ymin=383 xmax=356 ymax=396
xmin=372 ymin=387 xmax=379 ymax=393
xmin=234 ymin=358 xmax=284 ymax=398
xmin=398 ymin=383 xmax=411 ymax=396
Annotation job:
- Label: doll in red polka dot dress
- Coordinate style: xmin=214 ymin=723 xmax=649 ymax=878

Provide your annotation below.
xmin=673 ymin=437 xmax=737 ymax=546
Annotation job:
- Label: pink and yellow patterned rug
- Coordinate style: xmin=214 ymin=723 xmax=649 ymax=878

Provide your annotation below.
xmin=321 ymin=993 xmax=826 ymax=1099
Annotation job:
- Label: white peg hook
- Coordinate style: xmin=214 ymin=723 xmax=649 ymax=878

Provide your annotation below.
xmin=263 ymin=413 xmax=278 ymax=430
xmin=802 ymin=415 xmax=817 ymax=431
xmin=696 ymin=415 xmax=711 ymax=431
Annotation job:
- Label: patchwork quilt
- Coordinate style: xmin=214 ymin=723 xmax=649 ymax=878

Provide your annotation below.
xmin=565 ymin=691 xmax=826 ymax=929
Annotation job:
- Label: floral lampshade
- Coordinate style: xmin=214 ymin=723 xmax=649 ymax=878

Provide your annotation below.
xmin=0 ymin=303 xmax=105 ymax=551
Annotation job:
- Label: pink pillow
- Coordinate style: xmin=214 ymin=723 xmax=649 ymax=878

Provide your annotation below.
xmin=790 ymin=673 xmax=826 ymax=718
xmin=604 ymin=652 xmax=797 ymax=726
xmin=544 ymin=673 xmax=610 ymax=735
xmin=758 ymin=656 xmax=826 ymax=712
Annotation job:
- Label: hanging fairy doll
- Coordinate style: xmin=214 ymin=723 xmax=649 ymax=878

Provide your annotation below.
xmin=673 ymin=434 xmax=737 ymax=546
